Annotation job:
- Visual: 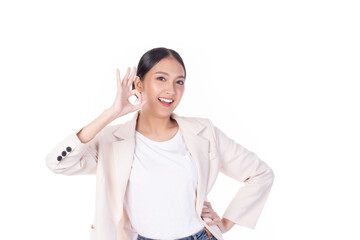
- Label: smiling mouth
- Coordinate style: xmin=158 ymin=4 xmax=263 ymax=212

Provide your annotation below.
xmin=158 ymin=97 xmax=174 ymax=103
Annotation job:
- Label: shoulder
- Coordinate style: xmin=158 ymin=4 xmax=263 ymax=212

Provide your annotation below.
xmin=175 ymin=114 xmax=213 ymax=126
xmin=174 ymin=114 xmax=216 ymax=135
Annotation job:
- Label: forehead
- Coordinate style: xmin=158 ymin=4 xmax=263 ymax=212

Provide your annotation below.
xmin=149 ymin=57 xmax=185 ymax=76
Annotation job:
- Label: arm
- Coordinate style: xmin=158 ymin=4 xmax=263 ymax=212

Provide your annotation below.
xmin=45 ymin=66 xmax=145 ymax=175
xmin=45 ymin=108 xmax=116 ymax=175
xmin=221 ymin=218 xmax=236 ymax=233
xmin=77 ymin=107 xmax=117 ymax=143
xmin=201 ymin=201 xmax=236 ymax=233
xmin=210 ymin=120 xmax=275 ymax=230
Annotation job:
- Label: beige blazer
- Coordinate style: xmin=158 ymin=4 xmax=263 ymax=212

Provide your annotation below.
xmin=46 ymin=111 xmax=274 ymax=240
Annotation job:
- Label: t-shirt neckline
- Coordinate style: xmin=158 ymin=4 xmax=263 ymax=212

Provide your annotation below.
xmin=135 ymin=128 xmax=180 ymax=144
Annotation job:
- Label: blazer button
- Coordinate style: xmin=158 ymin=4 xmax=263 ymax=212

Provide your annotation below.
xmin=66 ymin=146 xmax=72 ymax=152
xmin=57 ymin=155 xmax=62 ymax=161
xmin=61 ymin=151 xmax=67 ymax=157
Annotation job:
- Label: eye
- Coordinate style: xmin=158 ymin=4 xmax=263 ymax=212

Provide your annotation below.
xmin=157 ymin=77 xmax=166 ymax=81
xmin=177 ymin=80 xmax=184 ymax=85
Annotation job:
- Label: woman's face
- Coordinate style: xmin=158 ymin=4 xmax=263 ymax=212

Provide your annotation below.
xmin=135 ymin=56 xmax=186 ymax=118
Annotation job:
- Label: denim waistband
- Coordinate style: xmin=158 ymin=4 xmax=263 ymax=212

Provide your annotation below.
xmin=137 ymin=227 xmax=207 ymax=240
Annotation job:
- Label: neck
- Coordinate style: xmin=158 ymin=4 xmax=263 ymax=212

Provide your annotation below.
xmin=136 ymin=109 xmax=176 ymax=135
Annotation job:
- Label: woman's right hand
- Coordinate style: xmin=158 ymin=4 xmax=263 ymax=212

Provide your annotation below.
xmin=109 ymin=66 xmax=146 ymax=119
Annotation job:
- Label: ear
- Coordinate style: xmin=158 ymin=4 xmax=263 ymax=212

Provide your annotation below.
xmin=134 ymin=76 xmax=144 ymax=92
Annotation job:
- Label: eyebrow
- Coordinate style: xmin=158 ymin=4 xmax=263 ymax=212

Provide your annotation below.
xmin=155 ymin=71 xmax=185 ymax=79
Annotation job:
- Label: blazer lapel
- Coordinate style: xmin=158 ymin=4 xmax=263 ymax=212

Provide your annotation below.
xmin=111 ymin=113 xmax=138 ymax=222
xmin=171 ymin=113 xmax=210 ymax=217
xmin=111 ymin=111 xmax=210 ymax=222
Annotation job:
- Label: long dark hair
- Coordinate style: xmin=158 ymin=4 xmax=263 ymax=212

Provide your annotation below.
xmin=132 ymin=47 xmax=186 ymax=90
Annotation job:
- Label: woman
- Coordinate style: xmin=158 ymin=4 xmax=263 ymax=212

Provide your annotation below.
xmin=46 ymin=47 xmax=274 ymax=240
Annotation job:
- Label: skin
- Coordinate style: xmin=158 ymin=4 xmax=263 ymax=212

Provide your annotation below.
xmin=109 ymin=56 xmax=235 ymax=233
xmin=202 ymin=201 xmax=235 ymax=234
xmin=133 ymin=56 xmax=185 ymax=141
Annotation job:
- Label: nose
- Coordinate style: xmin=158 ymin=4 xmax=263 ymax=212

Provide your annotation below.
xmin=165 ymin=82 xmax=175 ymax=95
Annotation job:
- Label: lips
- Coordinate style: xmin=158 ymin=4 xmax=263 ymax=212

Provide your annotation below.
xmin=158 ymin=97 xmax=174 ymax=103
xmin=158 ymin=97 xmax=174 ymax=107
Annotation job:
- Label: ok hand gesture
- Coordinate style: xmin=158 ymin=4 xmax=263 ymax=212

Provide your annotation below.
xmin=110 ymin=66 xmax=146 ymax=119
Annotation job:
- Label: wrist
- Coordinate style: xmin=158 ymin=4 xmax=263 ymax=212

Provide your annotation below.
xmin=220 ymin=218 xmax=235 ymax=233
xmin=107 ymin=106 xmax=122 ymax=119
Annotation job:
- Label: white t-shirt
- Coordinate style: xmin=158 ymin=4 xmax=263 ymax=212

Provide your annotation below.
xmin=123 ymin=128 xmax=205 ymax=239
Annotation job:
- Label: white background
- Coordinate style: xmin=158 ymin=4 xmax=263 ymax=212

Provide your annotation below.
xmin=1 ymin=0 xmax=359 ymax=239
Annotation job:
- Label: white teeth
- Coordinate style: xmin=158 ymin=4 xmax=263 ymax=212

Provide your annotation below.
xmin=158 ymin=97 xmax=174 ymax=103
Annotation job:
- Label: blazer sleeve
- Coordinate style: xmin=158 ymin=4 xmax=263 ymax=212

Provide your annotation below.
xmin=209 ymin=120 xmax=275 ymax=229
xmin=45 ymin=129 xmax=99 ymax=175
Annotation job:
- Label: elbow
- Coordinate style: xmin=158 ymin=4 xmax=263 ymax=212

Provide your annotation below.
xmin=261 ymin=160 xmax=275 ymax=185
xmin=246 ymin=164 xmax=275 ymax=186
xmin=259 ymin=167 xmax=275 ymax=186
xmin=268 ymin=167 xmax=275 ymax=185
xmin=261 ymin=163 xmax=275 ymax=184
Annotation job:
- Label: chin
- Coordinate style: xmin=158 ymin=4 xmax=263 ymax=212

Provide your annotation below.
xmin=156 ymin=107 xmax=178 ymax=118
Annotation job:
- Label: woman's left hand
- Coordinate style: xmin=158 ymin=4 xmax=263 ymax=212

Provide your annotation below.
xmin=201 ymin=201 xmax=228 ymax=233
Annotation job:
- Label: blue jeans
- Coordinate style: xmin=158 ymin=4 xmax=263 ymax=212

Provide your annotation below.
xmin=137 ymin=227 xmax=218 ymax=240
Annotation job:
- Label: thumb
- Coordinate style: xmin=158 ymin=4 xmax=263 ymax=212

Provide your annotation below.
xmin=135 ymin=98 xmax=146 ymax=110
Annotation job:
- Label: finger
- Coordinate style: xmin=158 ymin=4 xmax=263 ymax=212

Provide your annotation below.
xmin=139 ymin=95 xmax=146 ymax=107
xmin=206 ymin=218 xmax=217 ymax=226
xmin=207 ymin=220 xmax=216 ymax=226
xmin=129 ymin=89 xmax=140 ymax=99
xmin=138 ymin=98 xmax=147 ymax=109
xmin=133 ymin=98 xmax=146 ymax=111
xmin=203 ymin=207 xmax=213 ymax=212
xmin=202 ymin=209 xmax=216 ymax=216
xmin=125 ymin=66 xmax=135 ymax=87
xmin=207 ymin=218 xmax=221 ymax=226
xmin=121 ymin=67 xmax=131 ymax=86
xmin=129 ymin=90 xmax=144 ymax=108
xmin=203 ymin=204 xmax=212 ymax=209
xmin=126 ymin=66 xmax=136 ymax=88
xmin=202 ymin=207 xmax=211 ymax=213
xmin=201 ymin=212 xmax=214 ymax=219
xmin=207 ymin=215 xmax=221 ymax=223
